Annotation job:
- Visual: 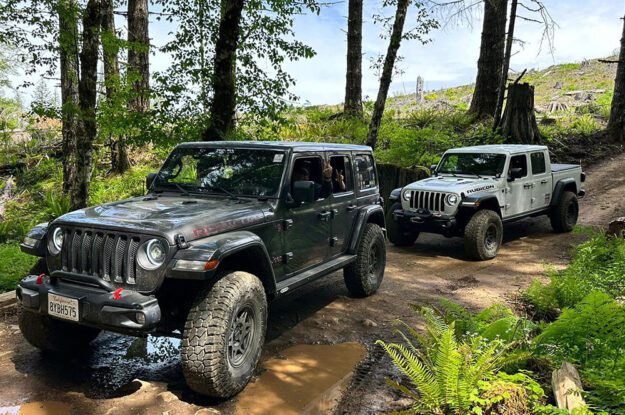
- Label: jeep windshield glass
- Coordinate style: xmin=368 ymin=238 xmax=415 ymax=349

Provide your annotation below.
xmin=437 ymin=153 xmax=506 ymax=177
xmin=153 ymin=147 xmax=286 ymax=198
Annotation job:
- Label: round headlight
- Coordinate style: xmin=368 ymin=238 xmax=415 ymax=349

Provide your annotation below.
xmin=138 ymin=239 xmax=167 ymax=270
xmin=402 ymin=191 xmax=411 ymax=201
xmin=49 ymin=227 xmax=64 ymax=255
xmin=445 ymin=194 xmax=459 ymax=206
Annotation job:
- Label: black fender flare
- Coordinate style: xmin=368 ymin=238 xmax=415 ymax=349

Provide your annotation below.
xmin=459 ymin=193 xmax=502 ymax=216
xmin=551 ymin=178 xmax=577 ymax=207
xmin=168 ymin=230 xmax=277 ymax=294
xmin=19 ymin=222 xmax=49 ymax=257
xmin=348 ymin=205 xmax=386 ymax=254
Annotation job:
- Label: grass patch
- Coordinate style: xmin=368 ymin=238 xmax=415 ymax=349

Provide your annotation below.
xmin=0 ymin=243 xmax=37 ymax=292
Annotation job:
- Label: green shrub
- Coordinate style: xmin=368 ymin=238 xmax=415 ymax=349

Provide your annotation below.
xmin=523 ymin=231 xmax=625 ymax=316
xmin=0 ymin=243 xmax=37 ymax=292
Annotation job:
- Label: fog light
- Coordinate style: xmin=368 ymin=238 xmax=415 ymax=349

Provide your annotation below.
xmin=135 ymin=312 xmax=146 ymax=325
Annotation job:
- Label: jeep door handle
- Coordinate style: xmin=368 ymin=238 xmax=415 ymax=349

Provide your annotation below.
xmin=523 ymin=183 xmax=534 ymax=189
xmin=540 ymin=179 xmax=549 ymax=184
xmin=346 ymin=204 xmax=357 ymax=212
xmin=318 ymin=211 xmax=331 ymax=221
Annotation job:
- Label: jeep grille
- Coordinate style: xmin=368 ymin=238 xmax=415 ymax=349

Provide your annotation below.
xmin=409 ymin=190 xmax=447 ymax=213
xmin=61 ymin=229 xmax=141 ymax=285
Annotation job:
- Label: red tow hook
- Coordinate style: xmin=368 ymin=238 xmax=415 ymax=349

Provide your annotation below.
xmin=35 ymin=273 xmax=45 ymax=285
xmin=113 ymin=288 xmax=124 ymax=300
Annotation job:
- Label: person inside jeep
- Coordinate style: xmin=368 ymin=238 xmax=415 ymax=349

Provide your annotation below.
xmin=292 ymin=159 xmax=346 ymax=199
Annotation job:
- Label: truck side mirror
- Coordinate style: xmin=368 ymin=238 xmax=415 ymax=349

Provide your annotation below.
xmin=146 ymin=172 xmax=157 ymax=189
xmin=430 ymin=164 xmax=437 ymax=175
xmin=292 ymin=181 xmax=315 ymax=203
xmin=508 ymin=168 xmax=523 ymax=181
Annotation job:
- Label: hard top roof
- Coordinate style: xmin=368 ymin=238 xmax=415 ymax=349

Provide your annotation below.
xmin=445 ymin=144 xmax=548 ymax=154
xmin=176 ymin=141 xmax=372 ymax=152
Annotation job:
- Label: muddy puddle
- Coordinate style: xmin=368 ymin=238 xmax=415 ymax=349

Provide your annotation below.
xmin=0 ymin=401 xmax=71 ymax=415
xmin=235 ymin=342 xmax=367 ymax=415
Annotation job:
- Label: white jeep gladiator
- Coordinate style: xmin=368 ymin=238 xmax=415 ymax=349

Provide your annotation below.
xmin=386 ymin=145 xmax=585 ymax=260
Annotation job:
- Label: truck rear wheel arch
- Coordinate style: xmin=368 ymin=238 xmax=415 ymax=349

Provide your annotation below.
xmin=551 ymin=179 xmax=578 ymax=207
xmin=348 ymin=206 xmax=386 ymax=254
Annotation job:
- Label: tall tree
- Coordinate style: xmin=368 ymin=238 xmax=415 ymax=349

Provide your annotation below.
xmin=70 ymin=0 xmax=101 ymax=210
xmin=493 ymin=0 xmax=517 ymax=129
xmin=344 ymin=0 xmax=363 ymax=118
xmin=608 ymin=15 xmax=625 ymax=142
xmin=203 ymin=0 xmax=246 ymax=141
xmin=365 ymin=0 xmax=410 ymax=149
xmin=127 ymin=0 xmax=150 ymax=112
xmin=468 ymin=0 xmax=508 ymax=119
xmin=57 ymin=0 xmax=80 ymax=194
xmin=101 ymin=0 xmax=130 ymax=173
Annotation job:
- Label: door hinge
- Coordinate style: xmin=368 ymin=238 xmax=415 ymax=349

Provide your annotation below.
xmin=283 ymin=219 xmax=293 ymax=230
xmin=283 ymin=252 xmax=294 ymax=263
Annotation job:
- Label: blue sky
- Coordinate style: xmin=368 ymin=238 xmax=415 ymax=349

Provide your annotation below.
xmin=13 ymin=0 xmax=625 ymax=106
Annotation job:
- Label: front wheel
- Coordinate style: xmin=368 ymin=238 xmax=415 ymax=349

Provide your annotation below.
xmin=344 ymin=223 xmax=386 ymax=297
xmin=386 ymin=202 xmax=419 ymax=246
xmin=18 ymin=306 xmax=100 ymax=353
xmin=181 ymin=271 xmax=267 ymax=398
xmin=464 ymin=210 xmax=503 ymax=261
xmin=550 ymin=191 xmax=578 ymax=233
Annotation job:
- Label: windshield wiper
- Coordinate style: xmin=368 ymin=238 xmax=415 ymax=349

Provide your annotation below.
xmin=171 ymin=182 xmax=190 ymax=197
xmin=206 ymin=185 xmax=239 ymax=200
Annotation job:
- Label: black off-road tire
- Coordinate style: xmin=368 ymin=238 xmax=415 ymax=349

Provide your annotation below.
xmin=181 ymin=271 xmax=267 ymax=398
xmin=344 ymin=223 xmax=386 ymax=297
xmin=386 ymin=202 xmax=419 ymax=247
xmin=550 ymin=191 xmax=578 ymax=233
xmin=464 ymin=209 xmax=503 ymax=261
xmin=18 ymin=306 xmax=100 ymax=353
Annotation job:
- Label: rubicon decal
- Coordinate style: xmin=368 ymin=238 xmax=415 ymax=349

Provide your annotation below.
xmin=466 ymin=185 xmax=495 ymax=194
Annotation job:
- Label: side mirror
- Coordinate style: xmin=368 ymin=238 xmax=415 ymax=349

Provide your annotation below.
xmin=292 ymin=181 xmax=315 ymax=203
xmin=508 ymin=168 xmax=523 ymax=181
xmin=430 ymin=164 xmax=437 ymax=175
xmin=146 ymin=172 xmax=157 ymax=190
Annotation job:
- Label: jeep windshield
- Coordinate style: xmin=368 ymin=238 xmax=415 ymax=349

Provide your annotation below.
xmin=437 ymin=153 xmax=506 ymax=178
xmin=153 ymin=147 xmax=286 ymax=198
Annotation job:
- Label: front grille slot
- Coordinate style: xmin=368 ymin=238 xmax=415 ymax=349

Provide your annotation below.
xmin=410 ymin=190 xmax=447 ymax=213
xmin=61 ymin=229 xmax=140 ymax=286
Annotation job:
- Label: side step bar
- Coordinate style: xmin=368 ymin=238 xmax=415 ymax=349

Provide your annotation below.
xmin=275 ymin=254 xmax=356 ymax=296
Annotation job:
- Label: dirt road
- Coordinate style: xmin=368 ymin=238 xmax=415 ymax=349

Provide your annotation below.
xmin=0 ymin=152 xmax=621 ymax=415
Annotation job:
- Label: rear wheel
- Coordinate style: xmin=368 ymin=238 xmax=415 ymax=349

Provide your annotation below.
xmin=181 ymin=271 xmax=267 ymax=398
xmin=464 ymin=210 xmax=503 ymax=261
xmin=550 ymin=191 xmax=578 ymax=233
xmin=18 ymin=306 xmax=100 ymax=353
xmin=344 ymin=223 xmax=386 ymax=297
xmin=386 ymin=202 xmax=419 ymax=247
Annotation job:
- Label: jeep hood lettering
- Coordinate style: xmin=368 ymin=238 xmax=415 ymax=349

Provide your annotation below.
xmin=54 ymin=196 xmax=268 ymax=244
xmin=405 ymin=176 xmax=501 ymax=195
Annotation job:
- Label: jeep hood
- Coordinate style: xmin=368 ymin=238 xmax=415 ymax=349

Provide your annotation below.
xmin=404 ymin=176 xmax=501 ymax=195
xmin=53 ymin=196 xmax=269 ymax=244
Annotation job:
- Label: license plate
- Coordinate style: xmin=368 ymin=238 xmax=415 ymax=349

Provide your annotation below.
xmin=48 ymin=294 xmax=79 ymax=322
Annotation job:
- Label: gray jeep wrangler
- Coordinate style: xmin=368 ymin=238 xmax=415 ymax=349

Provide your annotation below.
xmin=16 ymin=141 xmax=386 ymax=398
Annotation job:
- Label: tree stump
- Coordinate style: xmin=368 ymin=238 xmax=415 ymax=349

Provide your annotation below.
xmin=501 ymin=82 xmax=541 ymax=144
xmin=377 ymin=164 xmax=429 ymax=209
xmin=607 ymin=217 xmax=625 ymax=237
xmin=552 ymin=362 xmax=586 ymax=411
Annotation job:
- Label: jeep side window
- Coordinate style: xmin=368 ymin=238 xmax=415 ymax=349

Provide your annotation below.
xmin=508 ymin=155 xmax=528 ymax=178
xmin=355 ymin=154 xmax=377 ymax=190
xmin=530 ymin=152 xmax=546 ymax=175
xmin=330 ymin=155 xmax=353 ymax=193
xmin=291 ymin=157 xmax=331 ymax=200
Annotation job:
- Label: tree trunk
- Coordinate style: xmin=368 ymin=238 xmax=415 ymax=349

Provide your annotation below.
xmin=468 ymin=0 xmax=508 ymax=119
xmin=608 ymin=16 xmax=625 ymax=142
xmin=500 ymin=82 xmax=540 ymax=144
xmin=344 ymin=0 xmax=363 ymax=118
xmin=57 ymin=0 xmax=80 ymax=194
xmin=493 ymin=0 xmax=518 ymax=129
xmin=365 ymin=0 xmax=409 ymax=149
xmin=70 ymin=0 xmax=101 ymax=211
xmin=203 ymin=0 xmax=246 ymax=141
xmin=127 ymin=0 xmax=150 ymax=113
xmin=102 ymin=0 xmax=130 ymax=173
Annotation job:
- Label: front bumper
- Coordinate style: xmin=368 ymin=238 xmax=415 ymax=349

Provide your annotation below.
xmin=16 ymin=273 xmax=161 ymax=335
xmin=392 ymin=208 xmax=458 ymax=235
